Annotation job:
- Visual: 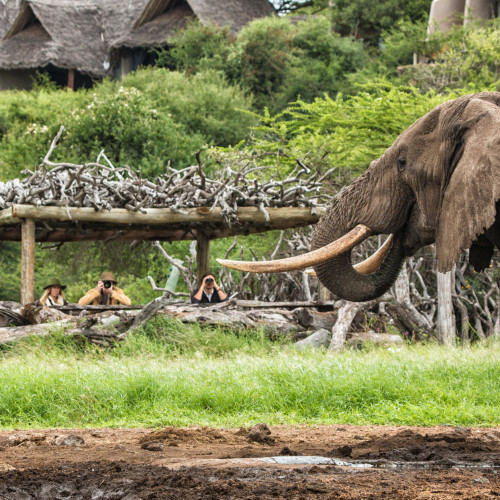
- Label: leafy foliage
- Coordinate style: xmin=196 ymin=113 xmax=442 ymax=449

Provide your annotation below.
xmin=405 ymin=19 xmax=500 ymax=92
xmin=0 ymin=69 xmax=254 ymax=180
xmin=159 ymin=16 xmax=368 ymax=112
xmin=239 ymin=82 xmax=458 ymax=182
xmin=155 ymin=20 xmax=235 ymax=74
xmin=319 ymin=0 xmax=432 ymax=46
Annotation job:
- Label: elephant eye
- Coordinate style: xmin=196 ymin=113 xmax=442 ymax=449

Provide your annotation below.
xmin=397 ymin=158 xmax=406 ymax=172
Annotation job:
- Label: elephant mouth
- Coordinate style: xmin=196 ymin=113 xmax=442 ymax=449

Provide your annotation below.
xmin=217 ymin=224 xmax=394 ymax=276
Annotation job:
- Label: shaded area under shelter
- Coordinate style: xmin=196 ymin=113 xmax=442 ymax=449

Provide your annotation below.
xmin=0 ymin=204 xmax=325 ymax=304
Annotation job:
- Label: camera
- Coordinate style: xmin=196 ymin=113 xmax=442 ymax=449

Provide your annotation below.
xmin=103 ymin=280 xmax=112 ymax=289
xmin=205 ymin=278 xmax=214 ymax=283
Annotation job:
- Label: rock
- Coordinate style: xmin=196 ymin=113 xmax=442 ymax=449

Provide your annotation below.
xmin=295 ymin=328 xmax=330 ymax=350
xmin=346 ymin=331 xmax=404 ymax=348
xmin=7 ymin=435 xmax=29 ymax=446
xmin=54 ymin=434 xmax=85 ymax=446
xmin=141 ymin=441 xmax=164 ymax=451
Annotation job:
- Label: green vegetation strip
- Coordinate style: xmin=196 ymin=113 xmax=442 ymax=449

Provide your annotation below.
xmin=0 ymin=319 xmax=499 ymax=429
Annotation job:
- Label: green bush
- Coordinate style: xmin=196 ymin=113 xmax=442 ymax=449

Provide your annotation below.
xmin=0 ymin=68 xmax=255 ymax=180
xmin=329 ymin=0 xmax=432 ymax=46
xmin=156 ymin=19 xmax=235 ymax=75
xmin=64 ymin=82 xmax=203 ymax=178
xmin=407 ymin=19 xmax=500 ymax=92
xmin=121 ymin=68 xmax=255 ymax=149
xmin=274 ymin=17 xmax=368 ymax=109
xmin=227 ymin=16 xmax=296 ymax=110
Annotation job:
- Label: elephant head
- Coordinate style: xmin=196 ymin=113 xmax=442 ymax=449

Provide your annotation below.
xmin=218 ymin=92 xmax=500 ymax=302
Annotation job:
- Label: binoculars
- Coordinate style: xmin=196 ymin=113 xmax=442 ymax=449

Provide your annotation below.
xmin=205 ymin=278 xmax=214 ymax=283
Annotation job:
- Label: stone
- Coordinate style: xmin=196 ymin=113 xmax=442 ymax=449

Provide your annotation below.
xmin=295 ymin=328 xmax=330 ymax=350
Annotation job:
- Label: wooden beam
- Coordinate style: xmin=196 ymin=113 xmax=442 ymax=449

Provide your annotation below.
xmin=196 ymin=231 xmax=210 ymax=287
xmin=21 ymin=219 xmax=35 ymax=305
xmin=0 ymin=221 xmax=314 ymax=243
xmin=0 ymin=207 xmax=21 ymax=225
xmin=10 ymin=205 xmax=325 ymax=227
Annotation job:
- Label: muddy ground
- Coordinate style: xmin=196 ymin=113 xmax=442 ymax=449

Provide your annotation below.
xmin=0 ymin=424 xmax=499 ymax=499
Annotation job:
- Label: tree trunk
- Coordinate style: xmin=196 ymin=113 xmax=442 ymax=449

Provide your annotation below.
xmin=453 ymin=296 xmax=470 ymax=345
xmin=387 ymin=262 xmax=432 ymax=338
xmin=329 ymin=300 xmax=377 ymax=350
xmin=436 ymin=266 xmax=456 ymax=345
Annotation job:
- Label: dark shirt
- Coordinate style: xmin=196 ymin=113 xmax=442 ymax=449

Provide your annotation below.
xmin=191 ymin=288 xmax=228 ymax=304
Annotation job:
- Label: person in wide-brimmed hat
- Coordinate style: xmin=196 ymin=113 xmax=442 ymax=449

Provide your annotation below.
xmin=78 ymin=272 xmax=131 ymax=306
xmin=40 ymin=279 xmax=68 ymax=307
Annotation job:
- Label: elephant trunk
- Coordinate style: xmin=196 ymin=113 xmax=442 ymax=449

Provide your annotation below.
xmin=311 ymin=193 xmax=406 ymax=302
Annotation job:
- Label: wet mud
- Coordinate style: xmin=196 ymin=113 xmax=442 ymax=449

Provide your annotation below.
xmin=0 ymin=424 xmax=499 ymax=498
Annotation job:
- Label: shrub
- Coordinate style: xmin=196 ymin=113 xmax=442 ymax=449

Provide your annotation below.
xmin=156 ymin=19 xmax=235 ymax=75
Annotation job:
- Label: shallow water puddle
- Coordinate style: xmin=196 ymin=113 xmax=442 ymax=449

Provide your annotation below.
xmin=258 ymin=456 xmax=500 ymax=470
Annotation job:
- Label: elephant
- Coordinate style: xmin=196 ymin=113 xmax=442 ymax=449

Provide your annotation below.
xmin=218 ymin=91 xmax=500 ymax=302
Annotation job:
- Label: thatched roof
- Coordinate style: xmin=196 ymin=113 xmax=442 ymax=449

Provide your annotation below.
xmin=0 ymin=1 xmax=109 ymax=77
xmin=0 ymin=0 xmax=275 ymax=78
xmin=113 ymin=0 xmax=276 ymax=49
xmin=0 ymin=0 xmax=22 ymax=39
xmin=112 ymin=2 xmax=196 ymax=49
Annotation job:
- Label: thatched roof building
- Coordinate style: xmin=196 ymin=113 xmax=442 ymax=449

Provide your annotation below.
xmin=0 ymin=0 xmax=275 ymax=90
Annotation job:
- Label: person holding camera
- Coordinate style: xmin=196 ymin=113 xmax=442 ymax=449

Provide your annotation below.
xmin=78 ymin=272 xmax=131 ymax=306
xmin=191 ymin=272 xmax=228 ymax=304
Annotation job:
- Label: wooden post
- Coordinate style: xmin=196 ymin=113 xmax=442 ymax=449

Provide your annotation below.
xmin=21 ymin=218 xmax=35 ymax=305
xmin=67 ymin=69 xmax=75 ymax=90
xmin=437 ymin=266 xmax=456 ymax=345
xmin=196 ymin=231 xmax=210 ymax=287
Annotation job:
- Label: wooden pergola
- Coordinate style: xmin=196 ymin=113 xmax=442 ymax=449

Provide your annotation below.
xmin=0 ymin=204 xmax=326 ymax=304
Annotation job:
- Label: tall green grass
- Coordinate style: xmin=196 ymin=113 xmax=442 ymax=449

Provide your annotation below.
xmin=0 ymin=318 xmax=499 ymax=429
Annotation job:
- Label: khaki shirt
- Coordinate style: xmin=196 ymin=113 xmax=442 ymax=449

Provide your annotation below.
xmin=78 ymin=286 xmax=131 ymax=306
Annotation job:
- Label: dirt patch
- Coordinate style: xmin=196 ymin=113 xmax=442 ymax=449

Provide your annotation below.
xmin=0 ymin=425 xmax=499 ymax=498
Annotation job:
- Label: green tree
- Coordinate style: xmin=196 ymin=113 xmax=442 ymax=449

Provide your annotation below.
xmin=407 ymin=20 xmax=500 ymax=92
xmin=329 ymin=0 xmax=433 ymax=46
xmin=155 ymin=20 xmax=235 ymax=74
xmin=275 ymin=17 xmax=367 ymax=108
xmin=227 ymin=17 xmax=296 ymax=110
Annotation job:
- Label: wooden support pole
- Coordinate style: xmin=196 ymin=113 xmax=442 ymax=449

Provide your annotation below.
xmin=196 ymin=232 xmax=210 ymax=287
xmin=67 ymin=69 xmax=75 ymax=90
xmin=21 ymin=218 xmax=35 ymax=305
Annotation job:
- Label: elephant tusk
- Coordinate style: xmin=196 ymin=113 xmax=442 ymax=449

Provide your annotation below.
xmin=305 ymin=234 xmax=394 ymax=276
xmin=353 ymin=234 xmax=394 ymax=274
xmin=217 ymin=224 xmax=373 ymax=273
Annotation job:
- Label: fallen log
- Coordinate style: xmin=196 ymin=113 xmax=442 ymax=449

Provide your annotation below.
xmin=292 ymin=307 xmax=337 ymax=330
xmin=0 ymin=319 xmax=76 ymax=344
xmin=236 ymin=300 xmax=334 ymax=309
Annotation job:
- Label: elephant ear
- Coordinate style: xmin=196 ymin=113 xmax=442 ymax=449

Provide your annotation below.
xmin=436 ymin=96 xmax=500 ymax=272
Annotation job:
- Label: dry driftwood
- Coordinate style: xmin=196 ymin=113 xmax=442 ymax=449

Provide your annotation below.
xmin=292 ymin=307 xmax=337 ymax=330
xmin=0 ymin=127 xmax=328 ymax=229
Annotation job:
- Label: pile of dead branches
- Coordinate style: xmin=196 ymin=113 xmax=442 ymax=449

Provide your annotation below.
xmin=0 ymin=126 xmax=333 ymax=226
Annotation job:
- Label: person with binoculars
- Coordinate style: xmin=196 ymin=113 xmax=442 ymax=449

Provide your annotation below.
xmin=78 ymin=272 xmax=131 ymax=306
xmin=191 ymin=272 xmax=228 ymax=304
